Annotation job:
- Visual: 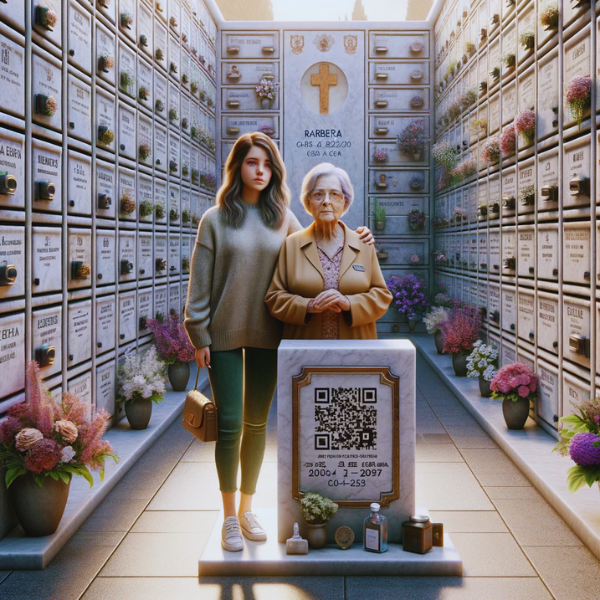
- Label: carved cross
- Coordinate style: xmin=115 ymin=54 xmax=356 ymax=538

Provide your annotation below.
xmin=311 ymin=63 xmax=337 ymax=115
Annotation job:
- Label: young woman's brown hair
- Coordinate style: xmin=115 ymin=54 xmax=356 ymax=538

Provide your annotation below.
xmin=217 ymin=132 xmax=290 ymax=229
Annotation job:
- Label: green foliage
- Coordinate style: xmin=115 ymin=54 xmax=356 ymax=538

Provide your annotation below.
xmin=371 ymin=198 xmax=386 ymax=222
xmin=300 ymin=493 xmax=338 ymax=524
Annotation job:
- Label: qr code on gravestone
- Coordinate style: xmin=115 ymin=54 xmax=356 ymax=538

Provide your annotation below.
xmin=313 ymin=387 xmax=377 ymax=451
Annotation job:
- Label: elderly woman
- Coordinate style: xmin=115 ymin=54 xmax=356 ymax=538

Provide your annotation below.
xmin=265 ymin=163 xmax=392 ymax=339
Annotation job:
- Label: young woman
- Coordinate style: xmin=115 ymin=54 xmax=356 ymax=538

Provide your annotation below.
xmin=184 ymin=132 xmax=373 ymax=552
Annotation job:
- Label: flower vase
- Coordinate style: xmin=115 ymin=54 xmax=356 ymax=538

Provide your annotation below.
xmin=434 ymin=330 xmax=444 ymax=354
xmin=305 ymin=522 xmax=328 ymax=549
xmin=9 ymin=473 xmax=71 ymax=537
xmin=125 ymin=398 xmax=153 ymax=430
xmin=261 ymin=98 xmax=271 ymax=109
xmin=409 ymin=222 xmax=421 ymax=231
xmin=168 ymin=360 xmax=190 ymax=391
xmin=502 ymin=397 xmax=530 ymax=430
xmin=408 ymin=320 xmax=417 ymax=334
xmin=375 ymin=220 xmax=385 ymax=231
xmin=479 ymin=376 xmax=492 ymax=397
xmin=413 ymin=152 xmax=421 ymax=161
xmin=452 ymin=353 xmax=469 ymax=377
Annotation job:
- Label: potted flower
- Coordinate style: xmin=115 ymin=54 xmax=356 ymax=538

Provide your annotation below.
xmin=481 ymin=135 xmax=501 ymax=164
xmin=139 ymin=199 xmax=153 ymax=219
xmin=0 ymin=362 xmax=117 ymax=537
xmin=155 ymin=203 xmax=166 ymax=221
xmin=539 ymin=0 xmax=559 ymax=31
xmin=490 ymin=362 xmax=537 ymax=430
xmin=139 ymin=143 xmax=151 ymax=162
xmin=466 ymin=340 xmax=499 ymax=397
xmin=409 ymin=175 xmax=424 ymax=191
xmin=519 ymin=30 xmax=535 ymax=51
xmin=120 ymin=71 xmax=135 ymax=94
xmin=408 ymin=209 xmax=426 ymax=231
xmin=515 ymin=110 xmax=536 ymax=146
xmin=373 ymin=149 xmax=388 ymax=163
xmin=376 ymin=246 xmax=388 ymax=262
xmin=300 ymin=493 xmax=338 ymax=549
xmin=554 ymin=396 xmax=600 ymax=493
xmin=396 ymin=119 xmax=425 ymax=162
xmin=432 ymin=249 xmax=448 ymax=265
xmin=259 ymin=124 xmax=275 ymax=137
xmin=117 ymin=347 xmax=166 ymax=430
xmin=147 ymin=312 xmax=196 ymax=391
xmin=139 ymin=86 xmax=149 ymax=102
xmin=566 ymin=76 xmax=592 ymax=127
xmin=502 ymin=52 xmax=516 ymax=69
xmin=424 ymin=306 xmax=449 ymax=354
xmin=440 ymin=305 xmax=481 ymax=376
xmin=255 ymin=78 xmax=276 ymax=109
xmin=500 ymin=125 xmax=516 ymax=156
xmin=386 ymin=274 xmax=430 ymax=333
xmin=432 ymin=142 xmax=457 ymax=171
xmin=371 ymin=198 xmax=386 ymax=231
xmin=471 ymin=117 xmax=488 ymax=137
xmin=97 ymin=126 xmax=114 ymax=147
xmin=410 ymin=253 xmax=420 ymax=264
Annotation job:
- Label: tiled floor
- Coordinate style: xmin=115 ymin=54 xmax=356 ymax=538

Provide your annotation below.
xmin=1 ymin=357 xmax=599 ymax=599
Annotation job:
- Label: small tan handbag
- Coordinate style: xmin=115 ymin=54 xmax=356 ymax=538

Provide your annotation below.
xmin=181 ymin=369 xmax=218 ymax=442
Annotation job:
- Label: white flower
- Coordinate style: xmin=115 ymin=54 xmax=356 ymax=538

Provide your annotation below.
xmin=60 ymin=446 xmax=76 ymax=463
xmin=483 ymin=365 xmax=497 ymax=381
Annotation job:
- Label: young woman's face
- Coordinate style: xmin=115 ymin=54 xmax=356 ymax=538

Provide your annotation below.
xmin=240 ymin=145 xmax=272 ymax=193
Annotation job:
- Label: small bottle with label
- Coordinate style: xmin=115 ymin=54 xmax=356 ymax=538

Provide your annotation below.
xmin=363 ymin=502 xmax=388 ymax=553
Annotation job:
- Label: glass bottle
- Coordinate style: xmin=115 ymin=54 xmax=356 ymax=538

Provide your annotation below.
xmin=363 ymin=502 xmax=388 ymax=553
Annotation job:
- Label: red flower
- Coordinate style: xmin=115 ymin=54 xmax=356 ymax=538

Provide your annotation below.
xmin=24 ymin=438 xmax=61 ymax=474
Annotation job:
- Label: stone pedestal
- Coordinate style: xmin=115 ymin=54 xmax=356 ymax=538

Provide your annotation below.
xmin=277 ymin=339 xmax=416 ymax=544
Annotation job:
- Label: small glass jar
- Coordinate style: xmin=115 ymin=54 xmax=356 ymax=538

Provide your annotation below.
xmin=402 ymin=515 xmax=433 ymax=554
xmin=363 ymin=502 xmax=388 ymax=553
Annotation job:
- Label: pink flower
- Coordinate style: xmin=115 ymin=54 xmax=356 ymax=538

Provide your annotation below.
xmin=15 ymin=428 xmax=43 ymax=451
xmin=515 ymin=110 xmax=535 ymax=140
xmin=24 ymin=438 xmax=61 ymax=474
xmin=500 ymin=125 xmax=516 ymax=155
xmin=481 ymin=136 xmax=501 ymax=163
xmin=566 ymin=76 xmax=592 ymax=102
xmin=518 ymin=385 xmax=530 ymax=398
xmin=490 ymin=362 xmax=537 ymax=399
xmin=0 ymin=416 xmax=22 ymax=446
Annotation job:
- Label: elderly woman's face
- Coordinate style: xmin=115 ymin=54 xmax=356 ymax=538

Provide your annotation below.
xmin=308 ymin=174 xmax=346 ymax=224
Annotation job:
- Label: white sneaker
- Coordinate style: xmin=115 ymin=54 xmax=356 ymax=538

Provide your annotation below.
xmin=239 ymin=511 xmax=267 ymax=541
xmin=221 ymin=516 xmax=243 ymax=552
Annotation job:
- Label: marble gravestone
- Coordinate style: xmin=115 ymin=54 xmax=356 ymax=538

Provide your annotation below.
xmin=277 ymin=339 xmax=416 ymax=544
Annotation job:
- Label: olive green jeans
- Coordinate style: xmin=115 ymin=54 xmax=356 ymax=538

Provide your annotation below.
xmin=208 ymin=347 xmax=277 ymax=495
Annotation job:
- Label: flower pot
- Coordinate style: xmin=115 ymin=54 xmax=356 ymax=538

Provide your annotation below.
xmin=409 ymin=222 xmax=422 ymax=231
xmin=374 ymin=220 xmax=385 ymax=231
xmin=408 ymin=320 xmax=417 ymax=334
xmin=376 ymin=252 xmax=388 ymax=262
xmin=261 ymin=98 xmax=271 ymax=109
xmin=452 ymin=353 xmax=469 ymax=377
xmin=479 ymin=376 xmax=492 ymax=397
xmin=305 ymin=522 xmax=328 ymax=549
xmin=502 ymin=397 xmax=530 ymax=430
xmin=412 ymin=152 xmax=421 ymax=162
xmin=168 ymin=360 xmax=190 ymax=391
xmin=434 ymin=330 xmax=444 ymax=354
xmin=125 ymin=398 xmax=153 ymax=430
xmin=9 ymin=473 xmax=71 ymax=537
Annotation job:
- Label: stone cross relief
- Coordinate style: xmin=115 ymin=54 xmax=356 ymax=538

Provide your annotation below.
xmin=311 ymin=63 xmax=337 ymax=115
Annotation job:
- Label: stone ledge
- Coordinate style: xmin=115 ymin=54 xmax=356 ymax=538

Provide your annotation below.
xmin=0 ymin=366 xmax=208 ymax=570
xmin=199 ymin=508 xmax=462 ymax=577
xmin=412 ymin=335 xmax=600 ymax=563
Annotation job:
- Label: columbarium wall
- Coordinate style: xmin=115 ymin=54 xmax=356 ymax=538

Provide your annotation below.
xmin=433 ymin=0 xmax=598 ymax=436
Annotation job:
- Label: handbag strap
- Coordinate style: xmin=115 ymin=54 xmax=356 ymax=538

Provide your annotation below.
xmin=193 ymin=367 xmax=200 ymax=391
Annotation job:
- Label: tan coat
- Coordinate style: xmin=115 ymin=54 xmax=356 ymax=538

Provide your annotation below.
xmin=265 ymin=222 xmax=393 ymax=340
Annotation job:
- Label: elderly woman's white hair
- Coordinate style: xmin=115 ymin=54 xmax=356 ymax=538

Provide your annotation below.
xmin=300 ymin=163 xmax=354 ymax=214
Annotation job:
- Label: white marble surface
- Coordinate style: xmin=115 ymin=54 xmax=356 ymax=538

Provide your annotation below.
xmin=277 ymin=339 xmax=416 ymax=544
xmin=413 ymin=334 xmax=600 ymax=563
xmin=199 ymin=508 xmax=461 ymax=577
xmin=0 ymin=366 xmax=208 ymax=570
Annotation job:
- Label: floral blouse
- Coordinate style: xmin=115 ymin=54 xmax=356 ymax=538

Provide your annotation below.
xmin=316 ymin=244 xmax=344 ymax=340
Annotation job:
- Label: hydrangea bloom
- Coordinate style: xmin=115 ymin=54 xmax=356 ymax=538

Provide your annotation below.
xmin=423 ymin=306 xmax=449 ymax=333
xmin=500 ymin=125 xmax=516 ymax=155
xmin=566 ymin=77 xmax=592 ymax=126
xmin=490 ymin=362 xmax=537 ymax=402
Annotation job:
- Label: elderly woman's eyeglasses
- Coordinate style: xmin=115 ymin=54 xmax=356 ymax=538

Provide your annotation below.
xmin=311 ymin=190 xmax=344 ymax=203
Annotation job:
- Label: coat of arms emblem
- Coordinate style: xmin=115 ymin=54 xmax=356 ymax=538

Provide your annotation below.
xmin=290 ymin=35 xmax=304 ymax=55
xmin=313 ymin=33 xmax=335 ymax=52
xmin=343 ymin=35 xmax=357 ymax=55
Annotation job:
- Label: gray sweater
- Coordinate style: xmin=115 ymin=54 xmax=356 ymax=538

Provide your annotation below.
xmin=184 ymin=204 xmax=302 ymax=352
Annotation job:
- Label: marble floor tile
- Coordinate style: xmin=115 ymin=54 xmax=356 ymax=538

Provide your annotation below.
xmin=131 ymin=510 xmax=219 ymax=533
xmin=484 ymin=486 xmax=546 ymax=501
xmin=416 ymin=443 xmax=465 ymax=462
xmin=416 ymin=422 xmax=449 ymax=435
xmin=489 ymin=493 xmax=583 ymax=547
xmin=99 ymin=532 xmax=210 ymax=577
xmin=459 ymin=449 xmax=531 ymax=487
xmin=428 ymin=511 xmax=509 ymax=533
xmin=448 ymin=435 xmax=499 ymax=449
xmin=147 ymin=463 xmax=223 ymax=510
xmin=83 ymin=576 xmax=344 ymax=600
xmin=80 ymin=498 xmax=149 ymax=532
xmin=450 ymin=533 xmax=537 ymax=577
xmin=0 ymin=572 xmax=10 ymax=585
xmin=0 ymin=532 xmax=124 ymax=600
xmin=417 ymin=433 xmax=454 ymax=444
xmin=180 ymin=439 xmax=216 ymax=462
xmin=346 ymin=576 xmax=551 ymax=599
xmin=523 ymin=546 xmax=600 ymax=600
xmin=416 ymin=463 xmax=494 ymax=510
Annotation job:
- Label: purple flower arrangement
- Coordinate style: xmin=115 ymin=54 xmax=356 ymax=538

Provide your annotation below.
xmin=147 ymin=312 xmax=196 ymax=365
xmin=408 ymin=209 xmax=426 ymax=227
xmin=200 ymin=171 xmax=217 ymax=191
xmin=386 ymin=274 xmax=430 ymax=321
xmin=396 ymin=120 xmax=425 ymax=156
xmin=373 ymin=149 xmax=388 ymax=163
xmin=554 ymin=395 xmax=600 ymax=493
